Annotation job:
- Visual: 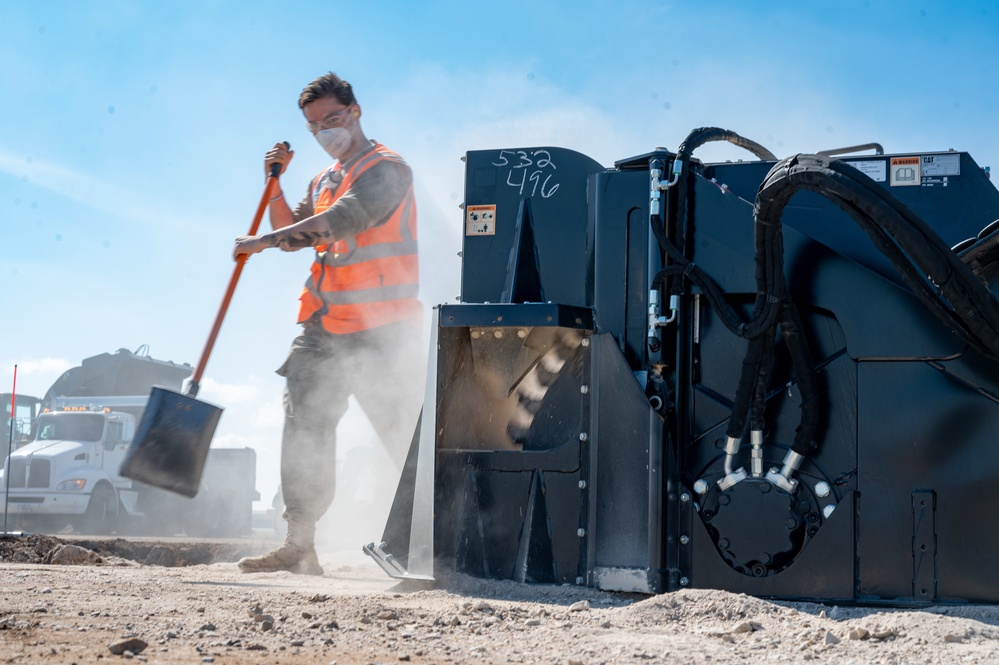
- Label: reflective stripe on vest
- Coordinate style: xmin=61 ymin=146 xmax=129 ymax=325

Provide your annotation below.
xmin=297 ymin=142 xmax=419 ymax=334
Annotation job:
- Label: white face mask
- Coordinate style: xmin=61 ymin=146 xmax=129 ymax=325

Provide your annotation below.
xmin=316 ymin=126 xmax=352 ymax=161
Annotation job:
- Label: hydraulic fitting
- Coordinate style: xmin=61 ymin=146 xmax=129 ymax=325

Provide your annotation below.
xmin=766 ymin=450 xmax=804 ymax=493
xmin=717 ymin=436 xmax=748 ymax=491
xmin=648 ymin=290 xmax=678 ymax=342
xmin=648 ymin=290 xmax=661 ymax=341
xmin=722 ymin=436 xmax=740 ymax=474
xmin=750 ymin=430 xmax=764 ymax=477
xmin=665 ymin=158 xmax=684 ymax=188
xmin=649 ymin=161 xmax=664 ymax=216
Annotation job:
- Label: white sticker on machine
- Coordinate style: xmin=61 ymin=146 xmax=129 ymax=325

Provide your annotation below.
xmin=465 ymin=204 xmax=497 ymax=236
xmin=890 ymin=156 xmax=921 ymax=186
xmin=844 ymin=160 xmax=887 ymax=182
xmin=921 ymin=153 xmax=961 ymax=177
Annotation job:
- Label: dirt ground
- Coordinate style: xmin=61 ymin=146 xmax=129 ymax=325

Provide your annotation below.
xmin=2 ymin=533 xmax=999 ymax=664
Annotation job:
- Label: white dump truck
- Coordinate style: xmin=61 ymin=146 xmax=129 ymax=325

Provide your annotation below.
xmin=1 ymin=396 xmax=257 ymax=536
xmin=2 ymin=400 xmax=138 ymax=533
xmin=0 ymin=348 xmax=258 ymax=536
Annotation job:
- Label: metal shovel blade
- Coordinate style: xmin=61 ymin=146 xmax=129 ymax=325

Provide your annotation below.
xmin=119 ymin=386 xmax=222 ymax=498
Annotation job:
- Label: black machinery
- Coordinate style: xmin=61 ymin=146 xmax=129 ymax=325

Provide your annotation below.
xmin=366 ymin=129 xmax=999 ymax=605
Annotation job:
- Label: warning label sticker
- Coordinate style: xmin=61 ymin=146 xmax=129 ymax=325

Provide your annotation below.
xmin=921 ymin=153 xmax=961 ymax=177
xmin=465 ymin=204 xmax=497 ymax=236
xmin=890 ymin=156 xmax=921 ymax=187
xmin=844 ymin=160 xmax=887 ymax=182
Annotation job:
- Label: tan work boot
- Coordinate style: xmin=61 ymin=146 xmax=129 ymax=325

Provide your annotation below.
xmin=237 ymin=543 xmax=323 ymax=575
xmin=238 ymin=518 xmax=324 ymax=576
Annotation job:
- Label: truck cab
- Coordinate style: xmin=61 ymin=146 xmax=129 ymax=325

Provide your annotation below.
xmin=2 ymin=393 xmax=42 ymax=450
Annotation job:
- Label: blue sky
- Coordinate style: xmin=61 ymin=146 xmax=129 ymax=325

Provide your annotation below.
xmin=3 ymin=0 xmax=998 ymax=514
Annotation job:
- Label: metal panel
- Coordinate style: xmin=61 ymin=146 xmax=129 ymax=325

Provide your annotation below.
xmin=590 ymin=333 xmax=666 ymax=592
xmin=461 ymin=148 xmax=604 ymax=307
xmin=857 ymin=360 xmax=999 ymax=603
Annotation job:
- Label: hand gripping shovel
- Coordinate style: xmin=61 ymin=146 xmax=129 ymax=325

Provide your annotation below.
xmin=120 ymin=146 xmax=289 ymax=497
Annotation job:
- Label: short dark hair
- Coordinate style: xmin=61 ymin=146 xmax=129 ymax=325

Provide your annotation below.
xmin=298 ymin=72 xmax=357 ymax=110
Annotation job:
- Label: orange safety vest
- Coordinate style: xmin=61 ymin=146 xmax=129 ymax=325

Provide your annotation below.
xmin=297 ymin=143 xmax=420 ymax=334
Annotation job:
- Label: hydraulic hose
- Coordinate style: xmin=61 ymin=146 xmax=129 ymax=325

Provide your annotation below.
xmin=777 ymin=302 xmax=820 ymax=456
xmin=725 ymin=329 xmax=773 ymax=441
xmin=662 ymin=128 xmax=777 ymax=304
xmin=757 ymin=154 xmax=999 ymax=360
xmin=748 ymin=327 xmax=776 ymax=433
xmin=655 ymin=148 xmax=999 ymax=485
xmin=724 ymin=300 xmax=820 ymax=458
xmin=649 ymin=249 xmax=782 ymax=339
xmin=674 ymin=127 xmax=778 ymax=165
xmin=734 ymin=152 xmax=999 ymax=463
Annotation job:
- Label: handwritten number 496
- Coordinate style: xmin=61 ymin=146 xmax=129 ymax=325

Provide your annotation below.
xmin=492 ymin=149 xmax=560 ymax=198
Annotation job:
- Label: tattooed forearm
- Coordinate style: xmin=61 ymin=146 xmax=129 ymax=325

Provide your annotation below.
xmin=276 ymin=230 xmax=332 ymax=251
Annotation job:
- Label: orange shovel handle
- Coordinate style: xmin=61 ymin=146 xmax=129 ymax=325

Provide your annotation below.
xmin=188 ymin=146 xmax=288 ymax=396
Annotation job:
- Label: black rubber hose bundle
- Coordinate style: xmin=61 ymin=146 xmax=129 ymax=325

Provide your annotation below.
xmin=654 ymin=149 xmax=999 ymax=458
xmin=724 ymin=301 xmax=820 ymax=455
xmin=730 ymin=152 xmax=999 ymax=455
xmin=748 ymin=327 xmax=776 ymax=432
xmin=664 ymin=128 xmax=777 ymax=301
xmin=757 ymin=154 xmax=999 ymax=361
xmin=776 ymin=302 xmax=820 ymax=455
xmin=649 ymin=230 xmax=782 ymax=339
xmin=726 ymin=330 xmax=773 ymax=442
xmin=675 ymin=127 xmax=778 ymax=163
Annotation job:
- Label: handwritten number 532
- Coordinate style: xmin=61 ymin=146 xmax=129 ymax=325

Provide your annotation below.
xmin=492 ymin=149 xmax=560 ymax=198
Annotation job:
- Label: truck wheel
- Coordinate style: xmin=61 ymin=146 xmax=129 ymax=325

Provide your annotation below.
xmin=81 ymin=483 xmax=119 ymax=534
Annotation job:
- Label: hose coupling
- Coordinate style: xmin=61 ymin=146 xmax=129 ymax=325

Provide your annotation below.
xmin=717 ymin=466 xmax=747 ymax=492
xmin=665 ymin=157 xmax=684 ymax=188
xmin=717 ymin=436 xmax=747 ymax=490
xmin=650 ymin=163 xmax=663 ymax=216
xmin=750 ymin=430 xmax=764 ymax=477
xmin=723 ymin=435 xmax=741 ymax=458
xmin=648 ymin=290 xmax=661 ymax=340
xmin=766 ymin=450 xmax=804 ymax=493
xmin=648 ymin=291 xmax=678 ymax=341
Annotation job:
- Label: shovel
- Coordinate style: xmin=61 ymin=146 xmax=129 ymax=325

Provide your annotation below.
xmin=120 ymin=144 xmax=289 ymax=498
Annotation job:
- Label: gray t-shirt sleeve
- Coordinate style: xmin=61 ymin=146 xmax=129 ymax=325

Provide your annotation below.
xmin=291 ymin=181 xmax=315 ymax=222
xmin=291 ymin=160 xmax=412 ymax=240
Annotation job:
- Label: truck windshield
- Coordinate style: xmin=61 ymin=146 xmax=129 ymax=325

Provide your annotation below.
xmin=34 ymin=414 xmax=105 ymax=442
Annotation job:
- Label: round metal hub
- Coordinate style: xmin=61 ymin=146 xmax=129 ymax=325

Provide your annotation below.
xmin=701 ymin=478 xmax=810 ymax=576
